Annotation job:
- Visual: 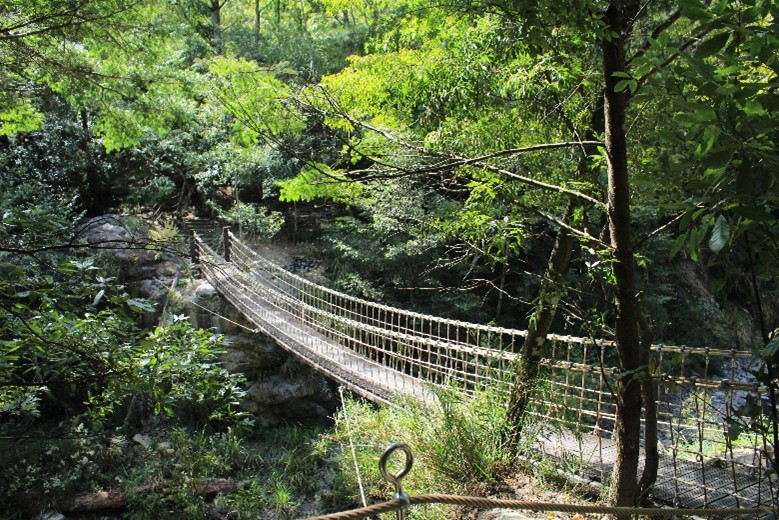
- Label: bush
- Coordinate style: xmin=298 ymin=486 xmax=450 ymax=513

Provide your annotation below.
xmin=209 ymin=201 xmax=284 ymax=241
xmin=321 ymin=387 xmax=510 ymax=517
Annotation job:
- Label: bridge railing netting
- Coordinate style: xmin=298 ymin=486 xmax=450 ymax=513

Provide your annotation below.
xmin=194 ymin=232 xmax=771 ymax=485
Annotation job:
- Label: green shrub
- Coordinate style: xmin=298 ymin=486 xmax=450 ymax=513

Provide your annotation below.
xmin=320 ymin=387 xmax=510 ymax=517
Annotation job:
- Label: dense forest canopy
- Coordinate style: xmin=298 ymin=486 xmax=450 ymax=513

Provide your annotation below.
xmin=1 ymin=0 xmax=778 ymax=516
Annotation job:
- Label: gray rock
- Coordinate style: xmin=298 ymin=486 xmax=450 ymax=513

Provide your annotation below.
xmin=36 ymin=512 xmax=66 ymax=520
xmin=248 ymin=374 xmax=321 ymax=405
xmin=195 ymin=282 xmax=218 ymax=300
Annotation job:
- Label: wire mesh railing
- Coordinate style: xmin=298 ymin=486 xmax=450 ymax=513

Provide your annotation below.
xmin=192 ymin=230 xmax=775 ymax=510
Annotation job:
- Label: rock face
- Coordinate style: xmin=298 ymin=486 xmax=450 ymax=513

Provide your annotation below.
xmin=82 ymin=215 xmax=181 ymax=325
xmin=86 ymin=215 xmax=338 ymax=427
xmin=180 ymin=280 xmax=338 ymax=427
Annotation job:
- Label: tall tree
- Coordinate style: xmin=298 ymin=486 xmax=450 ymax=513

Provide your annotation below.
xmin=210 ymin=0 xmax=229 ymax=54
xmin=600 ymin=0 xmax=644 ymax=505
xmin=289 ymin=0 xmax=779 ymax=509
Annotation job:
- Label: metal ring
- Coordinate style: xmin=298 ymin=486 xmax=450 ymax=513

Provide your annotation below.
xmin=379 ymin=442 xmax=414 ymax=486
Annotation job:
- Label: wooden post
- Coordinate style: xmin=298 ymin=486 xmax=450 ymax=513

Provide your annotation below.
xmin=190 ymin=230 xmax=199 ymax=264
xmin=222 ymin=227 xmax=231 ymax=262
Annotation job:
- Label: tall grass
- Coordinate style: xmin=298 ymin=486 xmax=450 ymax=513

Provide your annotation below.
xmin=323 ymin=386 xmax=511 ymax=517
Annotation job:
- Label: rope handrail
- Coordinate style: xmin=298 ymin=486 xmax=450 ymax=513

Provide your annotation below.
xmin=197 ymin=234 xmax=766 ymax=398
xmin=192 ymin=232 xmax=776 ymax=512
xmin=228 ymin=232 xmax=529 ymax=338
xmin=200 ymin=235 xmax=763 ymax=392
xmin=212 ymin=258 xmax=512 ymax=393
xmin=225 ymin=231 xmax=756 ymax=358
xmin=309 ymin=495 xmax=773 ymax=520
xmin=195 ymin=239 xmax=438 ymax=402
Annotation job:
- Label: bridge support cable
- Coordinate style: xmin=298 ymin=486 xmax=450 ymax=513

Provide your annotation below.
xmin=195 ymin=236 xmax=435 ymax=403
xmin=191 ymin=232 xmax=777 ymax=512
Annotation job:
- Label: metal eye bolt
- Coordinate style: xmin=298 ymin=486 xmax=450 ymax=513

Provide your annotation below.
xmin=379 ymin=442 xmax=414 ymax=520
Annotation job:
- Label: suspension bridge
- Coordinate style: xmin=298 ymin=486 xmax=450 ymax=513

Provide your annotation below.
xmin=189 ymin=227 xmax=776 ymax=516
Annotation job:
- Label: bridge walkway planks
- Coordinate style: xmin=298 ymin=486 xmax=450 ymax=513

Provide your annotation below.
xmin=202 ymin=257 xmax=437 ymax=405
xmin=536 ymin=432 xmax=775 ymax=517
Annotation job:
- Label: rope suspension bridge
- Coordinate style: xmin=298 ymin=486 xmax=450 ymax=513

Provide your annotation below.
xmin=189 ymin=226 xmax=776 ymax=516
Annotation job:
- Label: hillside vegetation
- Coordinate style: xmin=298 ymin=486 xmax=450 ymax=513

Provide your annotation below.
xmin=1 ymin=0 xmax=777 ymax=517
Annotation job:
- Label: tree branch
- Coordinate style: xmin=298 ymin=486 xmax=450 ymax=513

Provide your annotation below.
xmin=627 ymin=9 xmax=682 ymax=65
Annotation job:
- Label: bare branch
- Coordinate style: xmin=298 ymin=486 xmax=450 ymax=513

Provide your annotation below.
xmin=633 ymin=212 xmax=685 ymax=250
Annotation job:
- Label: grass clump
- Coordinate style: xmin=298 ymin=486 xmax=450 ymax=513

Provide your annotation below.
xmin=321 ymin=386 xmax=511 ymax=518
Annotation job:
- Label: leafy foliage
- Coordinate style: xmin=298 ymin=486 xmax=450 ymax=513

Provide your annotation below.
xmin=0 ymin=213 xmax=246 ymax=428
xmin=209 ymin=202 xmax=285 ymax=241
xmin=278 ymin=163 xmax=364 ymax=205
xmin=207 ymin=56 xmax=305 ymax=147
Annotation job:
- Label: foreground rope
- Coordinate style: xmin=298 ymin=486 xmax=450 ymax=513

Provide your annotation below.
xmin=308 ymin=495 xmax=773 ymax=520
xmin=306 ymin=444 xmax=774 ymax=520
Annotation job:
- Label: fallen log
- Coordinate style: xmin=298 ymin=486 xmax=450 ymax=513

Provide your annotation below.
xmin=59 ymin=478 xmax=248 ymax=512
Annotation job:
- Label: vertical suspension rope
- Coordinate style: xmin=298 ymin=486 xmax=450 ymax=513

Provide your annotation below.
xmin=222 ymin=226 xmax=231 ymax=262
xmin=338 ymin=387 xmax=368 ymax=509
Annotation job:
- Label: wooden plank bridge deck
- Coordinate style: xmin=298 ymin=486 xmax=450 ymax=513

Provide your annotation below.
xmin=536 ymin=432 xmax=775 ymax=517
xmin=191 ymin=229 xmax=777 ymax=516
xmin=199 ymin=251 xmax=436 ymax=405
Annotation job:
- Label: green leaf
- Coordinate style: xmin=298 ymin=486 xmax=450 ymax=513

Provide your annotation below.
xmin=670 ymin=232 xmax=688 ymax=258
xmin=678 ymin=0 xmax=714 ymax=20
xmin=695 ymin=33 xmax=730 ymax=58
xmin=742 ymin=99 xmax=766 ymax=115
xmin=701 ymin=147 xmax=734 ymax=170
xmin=735 ymin=168 xmax=753 ymax=197
xmin=761 ymin=336 xmax=779 ymax=359
xmin=708 ymin=215 xmax=730 ymax=253
xmin=732 ymin=205 xmax=774 ymax=221
xmin=614 ymin=79 xmax=637 ymax=93
xmin=126 ymin=298 xmax=156 ymax=313
xmin=93 ymin=289 xmax=106 ymax=306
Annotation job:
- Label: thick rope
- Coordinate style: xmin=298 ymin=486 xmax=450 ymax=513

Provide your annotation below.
xmin=307 ymin=495 xmax=773 ymax=520
xmin=223 ymin=231 xmax=753 ymax=358
xmin=223 ymin=231 xmax=759 ymax=392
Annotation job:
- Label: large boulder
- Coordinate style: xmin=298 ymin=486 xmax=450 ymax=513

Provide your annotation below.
xmin=81 ymin=215 xmax=183 ymax=324
xmin=220 ymin=334 xmax=287 ymax=378
xmin=243 ymin=368 xmax=337 ymax=427
xmin=179 ymin=280 xmax=337 ymax=426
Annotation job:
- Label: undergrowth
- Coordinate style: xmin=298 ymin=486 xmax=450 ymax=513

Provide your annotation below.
xmin=1 ymin=388 xmax=530 ymax=519
xmin=323 ymin=386 xmax=511 ymax=519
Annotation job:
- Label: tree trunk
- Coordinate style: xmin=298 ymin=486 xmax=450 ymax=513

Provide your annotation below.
xmin=494 ymin=262 xmax=508 ymax=322
xmin=297 ymin=0 xmax=315 ymax=80
xmin=78 ymin=108 xmax=103 ymax=215
xmin=211 ymin=0 xmax=223 ymax=55
xmin=254 ymin=0 xmax=261 ymax=40
xmin=602 ymin=0 xmax=643 ymax=510
xmin=637 ymin=310 xmax=659 ymax=500
xmin=505 ymin=202 xmax=576 ymax=450
xmin=59 ymin=479 xmax=247 ymax=513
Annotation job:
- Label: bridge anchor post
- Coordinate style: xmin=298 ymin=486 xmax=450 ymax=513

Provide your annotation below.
xmin=190 ymin=230 xmax=199 ymax=264
xmin=222 ymin=226 xmax=231 ymax=262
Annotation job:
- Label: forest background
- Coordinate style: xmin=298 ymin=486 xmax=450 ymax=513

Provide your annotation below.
xmin=1 ymin=0 xmax=778 ymax=518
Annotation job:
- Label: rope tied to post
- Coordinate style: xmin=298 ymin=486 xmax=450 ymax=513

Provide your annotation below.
xmin=306 ymin=444 xmax=776 ymax=520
